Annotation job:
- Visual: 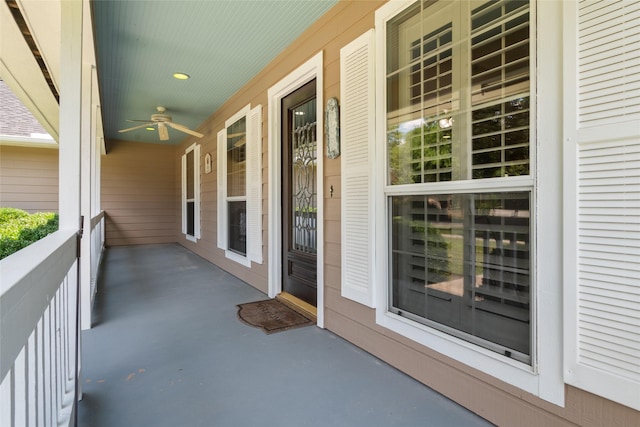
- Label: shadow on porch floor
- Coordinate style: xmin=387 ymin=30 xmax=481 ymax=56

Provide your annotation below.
xmin=78 ymin=244 xmax=493 ymax=427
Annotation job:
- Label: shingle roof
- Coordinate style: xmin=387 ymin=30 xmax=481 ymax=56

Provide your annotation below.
xmin=0 ymin=80 xmax=51 ymax=138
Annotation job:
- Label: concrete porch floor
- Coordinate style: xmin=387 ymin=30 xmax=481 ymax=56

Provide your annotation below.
xmin=78 ymin=244 xmax=494 ymax=427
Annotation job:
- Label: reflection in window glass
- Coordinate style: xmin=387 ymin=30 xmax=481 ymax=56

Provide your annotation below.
xmin=227 ymin=117 xmax=246 ymax=197
xmin=228 ymin=201 xmax=246 ymax=255
xmin=386 ymin=0 xmax=530 ymax=184
xmin=390 ymin=192 xmax=531 ymax=362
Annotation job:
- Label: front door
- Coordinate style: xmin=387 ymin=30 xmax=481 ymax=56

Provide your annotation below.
xmin=281 ymin=80 xmax=317 ymax=306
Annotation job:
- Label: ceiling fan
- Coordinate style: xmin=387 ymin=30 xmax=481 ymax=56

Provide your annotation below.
xmin=118 ymin=106 xmax=203 ymax=141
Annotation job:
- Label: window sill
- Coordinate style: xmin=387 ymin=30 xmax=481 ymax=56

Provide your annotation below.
xmin=375 ymin=308 xmax=562 ymax=405
xmin=225 ymin=250 xmax=251 ymax=268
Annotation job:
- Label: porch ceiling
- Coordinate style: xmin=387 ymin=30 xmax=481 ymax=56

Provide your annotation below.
xmin=92 ymin=0 xmax=339 ymax=145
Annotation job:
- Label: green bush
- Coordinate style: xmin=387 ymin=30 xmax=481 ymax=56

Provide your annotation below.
xmin=0 ymin=208 xmax=59 ymax=260
xmin=0 ymin=207 xmax=29 ymax=224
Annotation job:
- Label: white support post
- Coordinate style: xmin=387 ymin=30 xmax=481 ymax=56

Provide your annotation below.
xmin=59 ymin=0 xmax=84 ymax=407
xmin=80 ymin=61 xmax=92 ymax=330
xmin=59 ymin=0 xmax=83 ymax=230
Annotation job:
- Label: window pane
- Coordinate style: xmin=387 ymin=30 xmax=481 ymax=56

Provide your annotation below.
xmin=386 ymin=0 xmax=530 ymax=184
xmin=471 ymin=0 xmax=530 ymax=179
xmin=228 ymin=201 xmax=246 ymax=255
xmin=186 ymin=150 xmax=194 ymax=199
xmin=227 ymin=117 xmax=246 ymax=197
xmin=186 ymin=201 xmax=195 ymax=236
xmin=390 ymin=192 xmax=531 ymax=361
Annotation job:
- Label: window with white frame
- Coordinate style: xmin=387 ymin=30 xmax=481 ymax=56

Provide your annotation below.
xmin=217 ymin=104 xmax=263 ymax=266
xmin=384 ymin=0 xmax=533 ymax=363
xmin=182 ymin=143 xmax=201 ymax=242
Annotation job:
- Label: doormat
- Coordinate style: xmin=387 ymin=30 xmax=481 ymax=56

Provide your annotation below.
xmin=236 ymin=299 xmax=314 ymax=335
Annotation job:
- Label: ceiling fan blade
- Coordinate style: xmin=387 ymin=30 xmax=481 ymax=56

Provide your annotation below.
xmin=158 ymin=122 xmax=169 ymax=140
xmin=126 ymin=119 xmax=153 ymax=123
xmin=119 ymin=122 xmax=154 ymax=133
xmin=167 ymin=122 xmax=204 ymax=138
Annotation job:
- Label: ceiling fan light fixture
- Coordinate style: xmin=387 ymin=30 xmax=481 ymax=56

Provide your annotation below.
xmin=173 ymin=72 xmax=190 ymax=80
xmin=145 ymin=127 xmax=154 ymax=131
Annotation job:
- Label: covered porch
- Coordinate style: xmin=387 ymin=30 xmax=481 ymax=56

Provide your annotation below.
xmin=78 ymin=243 xmax=492 ymax=427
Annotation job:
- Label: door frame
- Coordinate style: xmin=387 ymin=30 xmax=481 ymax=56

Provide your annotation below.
xmin=267 ymin=52 xmax=324 ymax=328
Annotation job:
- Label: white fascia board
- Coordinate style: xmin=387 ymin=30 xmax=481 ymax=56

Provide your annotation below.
xmin=0 ymin=135 xmax=58 ymax=148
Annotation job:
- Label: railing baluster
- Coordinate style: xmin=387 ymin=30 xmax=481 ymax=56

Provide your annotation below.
xmin=44 ymin=306 xmax=52 ymax=426
xmin=36 ymin=319 xmax=43 ymax=426
xmin=1 ymin=231 xmax=86 ymax=427
xmin=54 ymin=292 xmax=61 ymax=422
xmin=27 ymin=331 xmax=36 ymax=426
xmin=14 ymin=349 xmax=26 ymax=426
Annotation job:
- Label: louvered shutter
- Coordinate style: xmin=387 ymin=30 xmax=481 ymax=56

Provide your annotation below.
xmin=340 ymin=29 xmax=376 ymax=307
xmin=217 ymin=129 xmax=227 ymax=250
xmin=564 ymin=0 xmax=640 ymax=411
xmin=247 ymin=105 xmax=263 ymax=264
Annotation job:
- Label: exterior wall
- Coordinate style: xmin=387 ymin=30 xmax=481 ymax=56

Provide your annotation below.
xmin=102 ymin=139 xmax=177 ymax=246
xmin=174 ymin=1 xmax=639 ymax=426
xmin=0 ymin=145 xmax=58 ymax=212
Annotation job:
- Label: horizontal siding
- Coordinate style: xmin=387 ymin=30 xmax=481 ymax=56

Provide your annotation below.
xmin=0 ymin=145 xmax=58 ymax=212
xmin=101 ymin=139 xmax=177 ymax=246
xmin=168 ymin=1 xmax=638 ymax=426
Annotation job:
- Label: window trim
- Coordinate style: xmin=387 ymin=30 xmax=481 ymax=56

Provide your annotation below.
xmin=182 ymin=142 xmax=200 ymax=243
xmin=219 ymin=104 xmax=252 ymax=267
xmin=374 ymin=0 xmax=564 ymax=406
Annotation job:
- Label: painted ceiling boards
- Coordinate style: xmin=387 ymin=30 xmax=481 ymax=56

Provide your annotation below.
xmin=92 ymin=0 xmax=339 ymax=144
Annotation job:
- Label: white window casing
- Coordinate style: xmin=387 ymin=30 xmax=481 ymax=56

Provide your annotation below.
xmin=340 ymin=29 xmax=376 ymax=308
xmin=182 ymin=154 xmax=187 ymax=235
xmin=217 ymin=104 xmax=263 ymax=266
xmin=563 ymin=0 xmax=640 ymax=411
xmin=182 ymin=143 xmax=200 ymax=242
xmin=372 ymin=0 xmax=565 ymax=406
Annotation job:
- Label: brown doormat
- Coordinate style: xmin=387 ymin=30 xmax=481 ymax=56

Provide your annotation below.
xmin=236 ymin=299 xmax=314 ymax=334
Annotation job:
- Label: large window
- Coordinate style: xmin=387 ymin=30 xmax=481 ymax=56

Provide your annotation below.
xmin=385 ymin=0 xmax=533 ymax=363
xmin=226 ymin=116 xmax=247 ymax=255
xmin=182 ymin=143 xmax=200 ymax=242
xmin=217 ymin=104 xmax=263 ymax=266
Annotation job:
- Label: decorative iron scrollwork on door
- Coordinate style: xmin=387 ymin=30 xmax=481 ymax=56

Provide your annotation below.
xmin=291 ymin=121 xmax=317 ymax=254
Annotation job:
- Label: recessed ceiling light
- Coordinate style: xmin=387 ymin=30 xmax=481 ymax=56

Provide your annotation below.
xmin=173 ymin=72 xmax=190 ymax=80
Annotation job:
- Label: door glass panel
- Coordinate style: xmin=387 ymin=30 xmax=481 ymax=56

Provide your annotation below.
xmin=291 ymin=98 xmax=317 ymax=254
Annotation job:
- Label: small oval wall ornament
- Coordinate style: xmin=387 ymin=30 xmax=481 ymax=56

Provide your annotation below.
xmin=325 ymin=97 xmax=340 ymax=159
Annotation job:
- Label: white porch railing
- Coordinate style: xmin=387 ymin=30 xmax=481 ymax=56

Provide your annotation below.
xmin=90 ymin=211 xmax=105 ymax=305
xmin=0 ymin=230 xmax=79 ymax=427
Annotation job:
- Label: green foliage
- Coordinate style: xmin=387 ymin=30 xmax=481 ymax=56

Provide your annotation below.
xmin=0 ymin=208 xmax=59 ymax=260
xmin=0 ymin=207 xmax=29 ymax=224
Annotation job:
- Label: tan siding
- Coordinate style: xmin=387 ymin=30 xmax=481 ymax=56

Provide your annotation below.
xmin=101 ymin=139 xmax=177 ymax=246
xmin=167 ymin=1 xmax=639 ymax=426
xmin=0 ymin=145 xmax=59 ymax=212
